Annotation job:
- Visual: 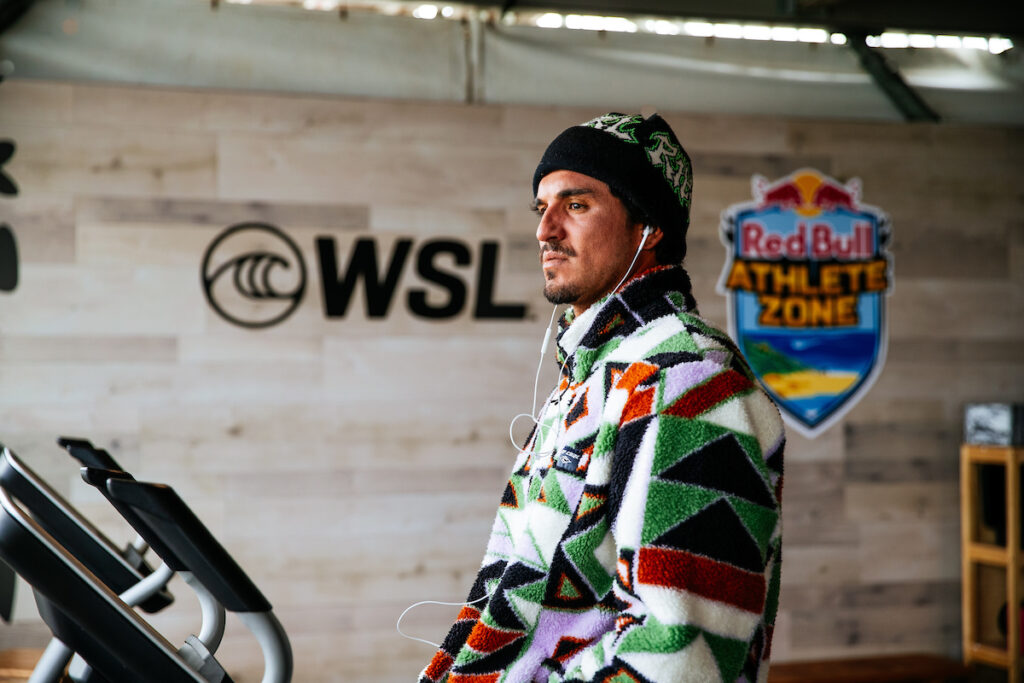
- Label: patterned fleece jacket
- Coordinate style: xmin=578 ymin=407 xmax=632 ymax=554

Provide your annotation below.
xmin=419 ymin=266 xmax=784 ymax=683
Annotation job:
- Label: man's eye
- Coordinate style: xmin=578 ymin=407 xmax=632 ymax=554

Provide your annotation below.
xmin=568 ymin=202 xmax=585 ymax=210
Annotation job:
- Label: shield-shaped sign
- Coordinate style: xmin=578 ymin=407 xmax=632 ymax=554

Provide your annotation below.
xmin=717 ymin=169 xmax=893 ymax=438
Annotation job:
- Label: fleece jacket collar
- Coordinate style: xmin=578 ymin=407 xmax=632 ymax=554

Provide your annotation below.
xmin=555 ymin=265 xmax=698 ymax=382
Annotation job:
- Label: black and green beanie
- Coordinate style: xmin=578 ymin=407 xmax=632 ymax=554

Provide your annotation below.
xmin=532 ymin=112 xmax=693 ymax=262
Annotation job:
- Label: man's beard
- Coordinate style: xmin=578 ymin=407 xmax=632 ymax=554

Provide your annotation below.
xmin=540 ymin=243 xmax=579 ymax=304
xmin=543 ymin=279 xmax=580 ymax=305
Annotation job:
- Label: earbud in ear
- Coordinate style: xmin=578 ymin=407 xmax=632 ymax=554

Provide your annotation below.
xmin=638 ymin=226 xmax=653 ymax=249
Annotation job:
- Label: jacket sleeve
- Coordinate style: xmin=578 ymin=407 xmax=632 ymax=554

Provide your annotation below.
xmin=418 ymin=420 xmax=542 ymax=683
xmin=553 ymin=359 xmax=784 ymax=683
xmin=417 ymin=569 xmax=496 ymax=683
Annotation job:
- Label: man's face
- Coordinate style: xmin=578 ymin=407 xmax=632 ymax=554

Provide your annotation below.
xmin=534 ymin=170 xmax=646 ymax=314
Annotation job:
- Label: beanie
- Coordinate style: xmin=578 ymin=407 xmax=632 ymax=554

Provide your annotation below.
xmin=532 ymin=113 xmax=693 ymax=262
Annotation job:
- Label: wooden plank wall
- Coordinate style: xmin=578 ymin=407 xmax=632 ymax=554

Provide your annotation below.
xmin=0 ymin=79 xmax=1022 ymax=681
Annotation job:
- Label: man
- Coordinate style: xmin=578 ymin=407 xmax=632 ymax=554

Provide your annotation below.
xmin=419 ymin=113 xmax=784 ymax=683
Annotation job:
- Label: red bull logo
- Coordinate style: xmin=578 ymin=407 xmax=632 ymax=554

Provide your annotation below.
xmin=718 ymin=169 xmax=893 ymax=438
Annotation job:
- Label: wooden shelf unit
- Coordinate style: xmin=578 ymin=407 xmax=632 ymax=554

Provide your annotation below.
xmin=961 ymin=444 xmax=1024 ymax=682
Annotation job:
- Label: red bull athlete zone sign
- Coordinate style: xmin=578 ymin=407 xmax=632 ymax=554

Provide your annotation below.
xmin=717 ymin=169 xmax=893 ymax=438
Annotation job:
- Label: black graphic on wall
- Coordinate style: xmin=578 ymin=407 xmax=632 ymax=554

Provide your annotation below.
xmin=316 ymin=237 xmax=527 ymax=321
xmin=0 ymin=224 xmax=17 ymax=292
xmin=201 ymin=223 xmax=308 ymax=329
xmin=1 ymin=73 xmax=21 ymax=293
xmin=201 ymin=224 xmax=528 ymax=329
xmin=0 ymin=140 xmax=17 ymax=197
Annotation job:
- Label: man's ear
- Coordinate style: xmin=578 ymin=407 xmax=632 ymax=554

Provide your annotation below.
xmin=640 ymin=225 xmax=664 ymax=251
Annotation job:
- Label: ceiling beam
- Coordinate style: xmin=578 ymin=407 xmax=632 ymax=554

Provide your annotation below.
xmin=499 ymin=0 xmax=1023 ymax=38
xmin=846 ymin=32 xmax=940 ymax=122
xmin=0 ymin=0 xmax=33 ymax=35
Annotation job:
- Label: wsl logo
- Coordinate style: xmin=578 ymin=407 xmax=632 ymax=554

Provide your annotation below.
xmin=201 ymin=223 xmax=307 ymax=329
xmin=201 ymin=223 xmax=528 ymax=329
xmin=718 ymin=169 xmax=893 ymax=438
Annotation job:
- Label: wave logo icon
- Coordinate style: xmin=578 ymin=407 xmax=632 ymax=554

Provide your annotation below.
xmin=201 ymin=223 xmax=307 ymax=329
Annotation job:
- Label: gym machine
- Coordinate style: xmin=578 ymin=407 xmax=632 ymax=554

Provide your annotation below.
xmin=0 ymin=439 xmax=292 ymax=683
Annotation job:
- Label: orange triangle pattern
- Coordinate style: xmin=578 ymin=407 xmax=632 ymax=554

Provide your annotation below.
xmin=448 ymin=674 xmax=500 ymax=683
xmin=620 ymin=385 xmax=655 ymax=426
xmin=456 ymin=605 xmax=482 ymax=621
xmin=465 ymin=622 xmax=525 ymax=653
xmin=614 ymin=361 xmax=658 ymax=393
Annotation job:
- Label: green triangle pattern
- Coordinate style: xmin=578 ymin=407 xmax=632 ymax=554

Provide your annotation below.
xmin=702 ymin=630 xmax=750 ymax=681
xmin=617 ymin=615 xmax=700 ymax=654
xmin=507 ymin=578 xmax=546 ymax=607
xmin=575 ymin=338 xmax=623 ymax=382
xmin=651 ymin=419 xmax=728 ymax=473
xmin=573 ymin=347 xmax=600 ymax=383
xmin=727 ymin=495 xmax=779 ymax=556
xmin=594 ymin=421 xmax=618 ymax=458
xmin=641 ymin=481 xmax=721 ymax=546
xmin=576 ymin=491 xmax=605 ymax=518
xmin=678 ymin=312 xmax=722 ymax=339
xmin=562 ymin=520 xmax=614 ymax=596
xmin=734 ymin=432 xmax=769 ymax=474
xmin=508 ymin=589 xmax=544 ymax=634
xmin=646 ymin=333 xmax=698 ymax=357
xmin=605 ymin=672 xmax=640 ymax=683
xmin=558 ymin=575 xmax=582 ymax=600
xmin=454 ymin=646 xmax=485 ymax=666
xmin=528 ymin=474 xmax=542 ymax=502
xmin=480 ymin=607 xmax=501 ymax=629
xmin=541 ymin=471 xmax=572 ymax=515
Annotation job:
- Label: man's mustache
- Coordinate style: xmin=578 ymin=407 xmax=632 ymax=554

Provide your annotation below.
xmin=540 ymin=243 xmax=576 ymax=258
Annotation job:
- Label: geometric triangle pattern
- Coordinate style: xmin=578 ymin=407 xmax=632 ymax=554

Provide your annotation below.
xmin=419 ymin=266 xmax=784 ymax=683
xmin=651 ymin=499 xmax=764 ymax=572
xmin=657 ymin=433 xmax=775 ymax=508
xmin=550 ymin=635 xmax=592 ymax=663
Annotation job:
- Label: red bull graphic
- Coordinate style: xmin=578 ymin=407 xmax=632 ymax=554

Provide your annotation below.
xmin=717 ymin=169 xmax=893 ymax=438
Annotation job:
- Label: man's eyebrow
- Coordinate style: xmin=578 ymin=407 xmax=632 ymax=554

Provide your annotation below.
xmin=531 ymin=188 xmax=595 ymax=210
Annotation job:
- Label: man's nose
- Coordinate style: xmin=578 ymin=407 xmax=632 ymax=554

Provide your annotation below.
xmin=536 ymin=209 xmax=564 ymax=244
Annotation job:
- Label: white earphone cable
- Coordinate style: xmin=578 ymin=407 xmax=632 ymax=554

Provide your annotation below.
xmin=609 ymin=226 xmax=651 ymax=297
xmin=396 ymin=594 xmax=489 ymax=649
